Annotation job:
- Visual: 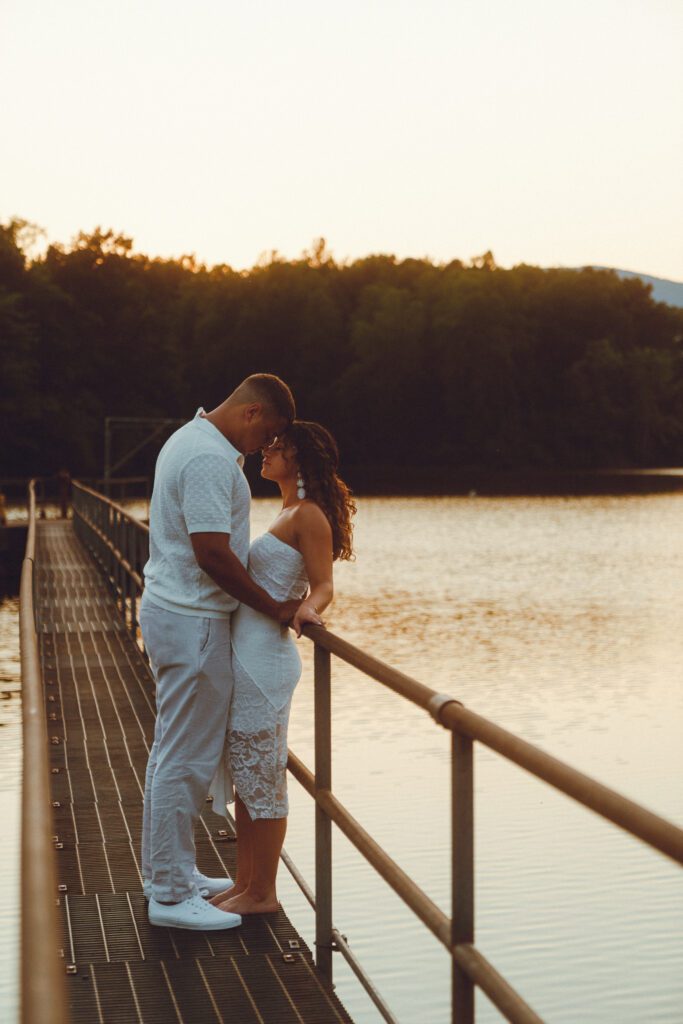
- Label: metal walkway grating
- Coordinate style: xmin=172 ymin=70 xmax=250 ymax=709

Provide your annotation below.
xmin=37 ymin=520 xmax=353 ymax=1023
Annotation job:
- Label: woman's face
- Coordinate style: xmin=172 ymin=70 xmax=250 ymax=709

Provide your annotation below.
xmin=260 ymin=439 xmax=298 ymax=483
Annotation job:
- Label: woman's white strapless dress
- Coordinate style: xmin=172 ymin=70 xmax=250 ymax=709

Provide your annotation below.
xmin=209 ymin=532 xmax=308 ymax=820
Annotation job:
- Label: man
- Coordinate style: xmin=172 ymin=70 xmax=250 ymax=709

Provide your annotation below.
xmin=140 ymin=373 xmax=301 ymax=930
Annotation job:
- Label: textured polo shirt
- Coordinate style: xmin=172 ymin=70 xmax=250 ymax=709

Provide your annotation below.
xmin=143 ymin=409 xmax=251 ymax=617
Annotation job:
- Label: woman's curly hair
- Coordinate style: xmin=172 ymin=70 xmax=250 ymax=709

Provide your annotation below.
xmin=283 ymin=420 xmax=356 ymax=561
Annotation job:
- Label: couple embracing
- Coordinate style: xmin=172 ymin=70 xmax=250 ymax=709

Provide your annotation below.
xmin=139 ymin=374 xmax=355 ymax=931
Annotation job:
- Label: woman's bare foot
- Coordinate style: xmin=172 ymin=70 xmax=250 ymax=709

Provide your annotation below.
xmin=210 ymin=882 xmax=243 ymax=906
xmin=217 ymin=890 xmax=279 ymax=915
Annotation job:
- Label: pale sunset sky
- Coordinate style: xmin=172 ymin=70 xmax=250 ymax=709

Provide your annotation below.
xmin=2 ymin=0 xmax=682 ymax=279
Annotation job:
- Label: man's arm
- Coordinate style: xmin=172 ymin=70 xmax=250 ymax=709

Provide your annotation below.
xmin=191 ymin=533 xmax=301 ymax=624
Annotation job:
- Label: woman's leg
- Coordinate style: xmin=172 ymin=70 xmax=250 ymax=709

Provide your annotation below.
xmin=217 ymin=679 xmax=292 ymax=913
xmin=217 ymin=814 xmax=286 ymax=914
xmin=233 ymin=795 xmax=255 ymax=891
xmin=210 ymin=794 xmax=252 ymax=905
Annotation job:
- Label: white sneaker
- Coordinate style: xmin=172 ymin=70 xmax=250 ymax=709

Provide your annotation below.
xmin=143 ymin=870 xmax=233 ymax=901
xmin=192 ymin=869 xmax=235 ymax=899
xmin=148 ymin=894 xmax=242 ymax=930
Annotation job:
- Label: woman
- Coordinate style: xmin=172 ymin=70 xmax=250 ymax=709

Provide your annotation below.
xmin=209 ymin=420 xmax=355 ymax=915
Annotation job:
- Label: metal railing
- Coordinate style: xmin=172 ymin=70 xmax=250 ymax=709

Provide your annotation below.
xmin=73 ymin=480 xmax=150 ymax=636
xmin=71 ymin=482 xmax=683 ymax=1024
xmin=19 ymin=480 xmax=68 ymax=1024
xmin=77 ymin=475 xmax=150 ymax=509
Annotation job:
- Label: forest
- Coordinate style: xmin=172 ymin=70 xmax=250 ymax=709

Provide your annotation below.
xmin=2 ymin=220 xmax=682 ymax=488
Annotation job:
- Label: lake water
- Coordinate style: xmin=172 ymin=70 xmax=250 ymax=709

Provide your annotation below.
xmin=2 ymin=494 xmax=682 ymax=1023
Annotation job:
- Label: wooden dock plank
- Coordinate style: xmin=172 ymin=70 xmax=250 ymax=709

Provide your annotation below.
xmin=37 ymin=520 xmax=353 ymax=1024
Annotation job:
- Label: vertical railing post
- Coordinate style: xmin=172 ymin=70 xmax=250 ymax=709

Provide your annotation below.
xmin=142 ymin=525 xmax=149 ymax=568
xmin=115 ymin=511 xmax=121 ymax=608
xmin=107 ymin=506 xmax=113 ymax=587
xmin=119 ymin=514 xmax=125 ymax=616
xmin=100 ymin=498 xmax=105 ymax=569
xmin=124 ymin=521 xmax=131 ymax=632
xmin=119 ymin=516 xmax=124 ymax=611
xmin=114 ymin=511 xmax=121 ymax=605
xmin=104 ymin=418 xmax=111 ymax=497
xmin=452 ymin=731 xmax=474 ymax=1024
xmin=113 ymin=510 xmax=118 ymax=606
xmin=314 ymin=642 xmax=333 ymax=986
xmin=129 ymin=525 xmax=136 ymax=638
xmin=58 ymin=469 xmax=70 ymax=519
xmin=136 ymin=527 xmax=146 ymax=660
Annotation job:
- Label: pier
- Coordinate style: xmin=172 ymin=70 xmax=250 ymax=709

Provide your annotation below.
xmin=21 ymin=491 xmax=353 ymax=1024
xmin=19 ymin=480 xmax=683 ymax=1024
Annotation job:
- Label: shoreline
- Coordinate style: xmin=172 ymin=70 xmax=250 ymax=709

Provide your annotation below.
xmin=2 ymin=467 xmax=683 ymax=522
xmin=247 ymin=466 xmax=683 ymax=498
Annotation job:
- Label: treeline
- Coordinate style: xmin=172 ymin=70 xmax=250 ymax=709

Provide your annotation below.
xmin=2 ymin=221 xmax=682 ymax=483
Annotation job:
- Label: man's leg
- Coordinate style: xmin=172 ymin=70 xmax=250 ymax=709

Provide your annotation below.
xmin=141 ymin=712 xmax=161 ymax=887
xmin=140 ymin=602 xmax=161 ymax=887
xmin=142 ymin=605 xmax=234 ymax=903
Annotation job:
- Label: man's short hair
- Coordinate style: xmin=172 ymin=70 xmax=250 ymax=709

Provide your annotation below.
xmin=233 ymin=373 xmax=296 ymax=424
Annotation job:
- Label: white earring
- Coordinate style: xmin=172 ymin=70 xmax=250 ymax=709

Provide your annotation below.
xmin=296 ymin=473 xmax=306 ymax=500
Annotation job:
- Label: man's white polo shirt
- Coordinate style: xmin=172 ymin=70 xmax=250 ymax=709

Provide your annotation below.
xmin=143 ymin=409 xmax=250 ymax=617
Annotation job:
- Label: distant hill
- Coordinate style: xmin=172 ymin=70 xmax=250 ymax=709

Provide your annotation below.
xmin=590 ymin=267 xmax=683 ymax=308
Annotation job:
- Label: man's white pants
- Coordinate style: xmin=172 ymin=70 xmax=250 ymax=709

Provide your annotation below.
xmin=140 ymin=597 xmax=234 ymax=903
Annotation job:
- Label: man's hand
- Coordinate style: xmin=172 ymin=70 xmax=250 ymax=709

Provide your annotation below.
xmin=277 ymin=598 xmax=303 ymax=626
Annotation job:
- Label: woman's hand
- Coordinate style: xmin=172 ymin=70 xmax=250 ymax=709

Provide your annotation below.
xmin=292 ymin=601 xmax=324 ymax=638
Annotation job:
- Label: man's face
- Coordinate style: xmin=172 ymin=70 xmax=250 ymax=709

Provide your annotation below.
xmin=243 ymin=409 xmax=288 ymax=455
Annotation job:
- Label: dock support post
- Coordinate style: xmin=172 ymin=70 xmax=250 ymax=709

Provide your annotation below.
xmin=314 ymin=644 xmax=333 ymax=986
xmin=452 ymin=732 xmax=474 ymax=1024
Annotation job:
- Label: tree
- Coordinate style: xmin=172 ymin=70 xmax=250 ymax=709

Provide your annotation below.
xmin=2 ymin=223 xmax=682 ymax=479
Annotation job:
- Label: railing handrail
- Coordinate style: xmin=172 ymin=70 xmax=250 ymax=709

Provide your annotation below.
xmin=19 ymin=480 xmax=68 ymax=1024
xmin=72 ymin=479 xmax=150 ymax=532
xmin=69 ymin=482 xmax=683 ymax=1024
xmin=301 ymin=624 xmax=683 ymax=867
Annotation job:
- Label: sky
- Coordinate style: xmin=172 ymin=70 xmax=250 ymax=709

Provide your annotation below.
xmin=2 ymin=0 xmax=682 ymax=279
